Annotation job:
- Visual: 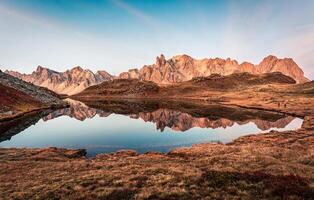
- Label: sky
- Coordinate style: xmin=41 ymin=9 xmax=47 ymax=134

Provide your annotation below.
xmin=0 ymin=0 xmax=313 ymax=79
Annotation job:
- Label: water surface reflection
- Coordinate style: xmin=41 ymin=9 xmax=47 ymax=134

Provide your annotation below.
xmin=0 ymin=99 xmax=303 ymax=156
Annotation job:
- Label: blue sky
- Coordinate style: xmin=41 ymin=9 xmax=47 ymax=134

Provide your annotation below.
xmin=0 ymin=0 xmax=313 ymax=79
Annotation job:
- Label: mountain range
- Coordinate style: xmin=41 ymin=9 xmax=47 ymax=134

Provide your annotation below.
xmin=118 ymin=54 xmax=309 ymax=84
xmin=6 ymin=66 xmax=113 ymax=95
xmin=5 ymin=54 xmax=309 ymax=95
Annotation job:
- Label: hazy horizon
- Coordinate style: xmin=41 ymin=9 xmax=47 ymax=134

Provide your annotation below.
xmin=1 ymin=0 xmax=314 ymax=79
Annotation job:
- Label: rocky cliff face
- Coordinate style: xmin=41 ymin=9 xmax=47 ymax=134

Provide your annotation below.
xmin=256 ymin=55 xmax=308 ymax=83
xmin=118 ymin=54 xmax=308 ymax=84
xmin=6 ymin=66 xmax=113 ymax=95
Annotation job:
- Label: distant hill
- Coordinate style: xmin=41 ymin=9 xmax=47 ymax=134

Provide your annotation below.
xmin=174 ymin=72 xmax=296 ymax=90
xmin=74 ymin=72 xmax=296 ymax=99
xmin=77 ymin=78 xmax=160 ymax=97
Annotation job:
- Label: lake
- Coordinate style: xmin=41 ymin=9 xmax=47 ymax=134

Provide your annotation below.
xmin=0 ymin=99 xmax=303 ymax=157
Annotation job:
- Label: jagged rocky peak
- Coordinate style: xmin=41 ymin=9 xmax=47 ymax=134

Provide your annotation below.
xmin=70 ymin=66 xmax=84 ymax=73
xmin=257 ymin=55 xmax=280 ymax=72
xmin=36 ymin=65 xmax=44 ymax=72
xmin=156 ymin=54 xmax=167 ymax=67
xmin=35 ymin=65 xmax=52 ymax=78
xmin=262 ymin=54 xmax=278 ymax=61
xmin=96 ymin=70 xmax=113 ymax=78
xmin=257 ymin=55 xmax=308 ymax=83
xmin=172 ymin=54 xmax=194 ymax=68
xmin=225 ymin=57 xmax=239 ymax=65
xmin=172 ymin=54 xmax=193 ymax=61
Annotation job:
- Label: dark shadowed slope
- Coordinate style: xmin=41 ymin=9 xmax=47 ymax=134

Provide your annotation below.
xmin=0 ymin=70 xmax=65 ymax=121
xmin=0 ymin=84 xmax=42 ymax=117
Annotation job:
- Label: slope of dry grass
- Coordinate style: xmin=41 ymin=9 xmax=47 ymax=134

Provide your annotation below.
xmin=0 ymin=84 xmax=44 ymax=119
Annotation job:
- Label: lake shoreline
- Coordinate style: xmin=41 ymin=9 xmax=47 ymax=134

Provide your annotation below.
xmin=73 ymin=96 xmax=308 ymax=118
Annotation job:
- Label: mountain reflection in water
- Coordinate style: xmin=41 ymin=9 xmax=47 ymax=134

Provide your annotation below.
xmin=43 ymin=99 xmax=296 ymax=132
xmin=0 ymin=99 xmax=303 ymax=156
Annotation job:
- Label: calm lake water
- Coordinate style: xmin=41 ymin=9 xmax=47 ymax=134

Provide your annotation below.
xmin=0 ymin=99 xmax=303 ymax=157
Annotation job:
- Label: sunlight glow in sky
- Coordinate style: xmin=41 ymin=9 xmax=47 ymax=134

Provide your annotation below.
xmin=0 ymin=0 xmax=313 ymax=79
